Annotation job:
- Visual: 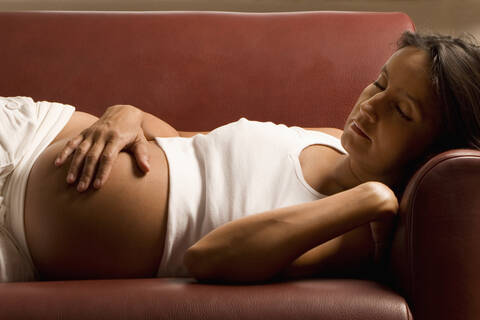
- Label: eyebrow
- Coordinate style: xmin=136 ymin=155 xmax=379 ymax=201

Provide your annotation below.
xmin=381 ymin=64 xmax=424 ymax=117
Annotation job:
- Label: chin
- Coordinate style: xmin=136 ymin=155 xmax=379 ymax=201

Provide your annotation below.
xmin=341 ymin=127 xmax=358 ymax=147
xmin=340 ymin=132 xmax=355 ymax=156
xmin=341 ymin=129 xmax=372 ymax=160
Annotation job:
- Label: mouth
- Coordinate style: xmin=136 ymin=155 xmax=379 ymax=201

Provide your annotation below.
xmin=351 ymin=120 xmax=371 ymax=140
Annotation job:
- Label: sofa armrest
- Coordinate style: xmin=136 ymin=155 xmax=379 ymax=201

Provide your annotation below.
xmin=389 ymin=149 xmax=480 ymax=319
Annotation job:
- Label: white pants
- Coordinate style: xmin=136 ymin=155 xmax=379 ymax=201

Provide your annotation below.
xmin=0 ymin=96 xmax=75 ymax=281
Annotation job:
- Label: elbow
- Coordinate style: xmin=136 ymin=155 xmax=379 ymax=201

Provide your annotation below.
xmin=183 ymin=247 xmax=277 ymax=284
xmin=183 ymin=247 xmax=215 ymax=281
xmin=183 ymin=246 xmax=239 ymax=283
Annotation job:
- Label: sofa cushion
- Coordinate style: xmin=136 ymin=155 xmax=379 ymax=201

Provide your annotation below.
xmin=0 ymin=278 xmax=412 ymax=319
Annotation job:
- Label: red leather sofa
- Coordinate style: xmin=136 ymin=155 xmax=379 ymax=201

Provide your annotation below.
xmin=0 ymin=10 xmax=476 ymax=320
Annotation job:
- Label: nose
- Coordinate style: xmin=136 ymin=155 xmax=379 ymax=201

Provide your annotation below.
xmin=359 ymin=100 xmax=378 ymax=123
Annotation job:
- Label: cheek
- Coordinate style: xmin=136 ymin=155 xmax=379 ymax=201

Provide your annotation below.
xmin=376 ymin=128 xmax=426 ymax=169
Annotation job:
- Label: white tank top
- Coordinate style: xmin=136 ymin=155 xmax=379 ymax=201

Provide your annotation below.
xmin=154 ymin=117 xmax=348 ymax=277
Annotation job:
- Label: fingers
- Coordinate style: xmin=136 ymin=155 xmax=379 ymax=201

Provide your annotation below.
xmin=75 ymin=140 xmax=112 ymax=192
xmin=131 ymin=134 xmax=151 ymax=173
xmin=54 ymin=128 xmax=151 ymax=193
xmin=91 ymin=141 xmax=122 ymax=190
xmin=54 ymin=134 xmax=84 ymax=167
xmin=71 ymin=138 xmax=122 ymax=192
xmin=65 ymin=138 xmax=96 ymax=191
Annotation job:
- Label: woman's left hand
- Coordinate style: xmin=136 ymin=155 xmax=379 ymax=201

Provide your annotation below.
xmin=54 ymin=104 xmax=151 ymax=192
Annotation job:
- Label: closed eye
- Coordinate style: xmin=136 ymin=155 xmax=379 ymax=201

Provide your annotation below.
xmin=372 ymin=81 xmax=412 ymax=121
xmin=373 ymin=81 xmax=386 ymax=91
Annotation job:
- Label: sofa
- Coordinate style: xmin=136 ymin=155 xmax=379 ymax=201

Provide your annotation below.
xmin=0 ymin=10 xmax=476 ymax=320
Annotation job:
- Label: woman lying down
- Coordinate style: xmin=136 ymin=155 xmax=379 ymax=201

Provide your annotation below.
xmin=2 ymin=31 xmax=479 ymax=283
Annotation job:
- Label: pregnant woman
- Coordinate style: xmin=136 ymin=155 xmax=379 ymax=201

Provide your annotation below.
xmin=5 ymin=31 xmax=480 ymax=283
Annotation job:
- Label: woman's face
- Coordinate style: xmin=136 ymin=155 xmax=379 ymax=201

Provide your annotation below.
xmin=341 ymin=46 xmax=443 ymax=183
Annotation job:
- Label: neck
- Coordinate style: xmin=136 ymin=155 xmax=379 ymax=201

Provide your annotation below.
xmin=323 ymin=155 xmax=400 ymax=195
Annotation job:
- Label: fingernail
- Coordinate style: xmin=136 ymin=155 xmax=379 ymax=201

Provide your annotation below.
xmin=77 ymin=182 xmax=85 ymax=192
xmin=54 ymin=158 xmax=61 ymax=166
xmin=67 ymin=173 xmax=75 ymax=183
xmin=94 ymin=179 xmax=100 ymax=188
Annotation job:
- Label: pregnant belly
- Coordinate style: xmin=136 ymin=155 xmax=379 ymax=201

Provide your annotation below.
xmin=24 ymin=138 xmax=170 ymax=280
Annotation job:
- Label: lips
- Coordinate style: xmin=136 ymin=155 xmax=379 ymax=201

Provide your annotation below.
xmin=351 ymin=120 xmax=370 ymax=140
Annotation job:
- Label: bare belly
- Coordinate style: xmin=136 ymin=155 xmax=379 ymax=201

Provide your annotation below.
xmin=24 ymin=112 xmax=170 ymax=280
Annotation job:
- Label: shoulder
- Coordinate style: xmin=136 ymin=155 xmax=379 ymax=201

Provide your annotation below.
xmin=303 ymin=127 xmax=343 ymax=140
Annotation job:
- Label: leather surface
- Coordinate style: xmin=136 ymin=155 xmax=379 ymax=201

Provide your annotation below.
xmin=0 ymin=278 xmax=412 ymax=320
xmin=0 ymin=10 xmax=413 ymax=130
xmin=389 ymin=148 xmax=480 ymax=319
xmin=0 ymin=10 xmax=415 ymax=320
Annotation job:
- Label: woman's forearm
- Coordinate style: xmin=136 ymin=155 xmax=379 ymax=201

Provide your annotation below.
xmin=107 ymin=104 xmax=179 ymax=140
xmin=184 ymin=182 xmax=391 ymax=282
xmin=141 ymin=110 xmax=179 ymax=140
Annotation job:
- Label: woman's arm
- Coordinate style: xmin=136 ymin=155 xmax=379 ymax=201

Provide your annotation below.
xmin=54 ymin=104 xmax=180 ymax=192
xmin=183 ymin=181 xmax=398 ymax=283
xmin=141 ymin=109 xmax=179 ymax=140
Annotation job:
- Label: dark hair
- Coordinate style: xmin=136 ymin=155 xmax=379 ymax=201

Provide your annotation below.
xmin=392 ymin=31 xmax=480 ymax=196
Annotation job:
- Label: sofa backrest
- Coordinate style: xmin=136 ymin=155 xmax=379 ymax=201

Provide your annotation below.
xmin=0 ymin=10 xmax=414 ymax=131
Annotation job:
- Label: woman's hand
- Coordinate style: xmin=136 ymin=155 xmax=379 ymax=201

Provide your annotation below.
xmin=54 ymin=104 xmax=151 ymax=192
